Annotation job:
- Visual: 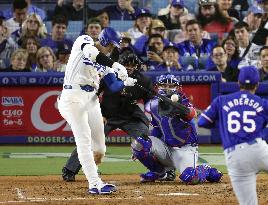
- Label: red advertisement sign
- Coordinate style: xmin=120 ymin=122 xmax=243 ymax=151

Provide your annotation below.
xmin=0 ymin=87 xmax=72 ymax=136
xmin=0 ymin=85 xmax=211 ymax=137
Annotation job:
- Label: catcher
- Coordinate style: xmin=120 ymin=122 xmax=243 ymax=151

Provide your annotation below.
xmin=132 ymin=74 xmax=223 ymax=184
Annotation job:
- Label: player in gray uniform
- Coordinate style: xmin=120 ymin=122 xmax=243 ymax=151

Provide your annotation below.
xmin=198 ymin=66 xmax=268 ymax=205
xmin=57 ymin=32 xmax=137 ymax=194
xmin=131 ymin=74 xmax=222 ymax=184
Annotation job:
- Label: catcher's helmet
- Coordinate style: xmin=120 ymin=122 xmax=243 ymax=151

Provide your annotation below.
xmin=157 ymin=74 xmax=180 ymax=85
xmin=157 ymin=74 xmax=180 ymax=96
xmin=98 ymin=27 xmax=121 ymax=48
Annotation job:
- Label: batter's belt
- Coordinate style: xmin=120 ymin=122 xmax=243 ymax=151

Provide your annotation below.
xmin=63 ymin=84 xmax=95 ymax=92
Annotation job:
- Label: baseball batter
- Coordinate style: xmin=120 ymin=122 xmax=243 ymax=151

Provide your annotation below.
xmin=131 ymin=74 xmax=222 ymax=184
xmin=57 ymin=33 xmax=136 ymax=194
xmin=198 ymin=66 xmax=268 ymax=205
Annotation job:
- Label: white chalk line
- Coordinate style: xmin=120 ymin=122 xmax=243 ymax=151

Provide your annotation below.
xmin=0 ymin=197 xmax=144 ymax=204
xmin=157 ymin=192 xmax=199 ymax=196
xmin=2 ymin=188 xmax=198 ymax=204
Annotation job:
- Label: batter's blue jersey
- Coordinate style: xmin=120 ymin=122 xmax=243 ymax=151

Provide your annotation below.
xmin=198 ymin=91 xmax=268 ymax=149
xmin=148 ymin=97 xmax=198 ymax=147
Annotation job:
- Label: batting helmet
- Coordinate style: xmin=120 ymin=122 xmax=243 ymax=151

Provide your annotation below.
xmin=98 ymin=27 xmax=121 ymax=48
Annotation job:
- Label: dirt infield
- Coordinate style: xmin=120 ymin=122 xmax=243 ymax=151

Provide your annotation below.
xmin=0 ymin=174 xmax=267 ymax=205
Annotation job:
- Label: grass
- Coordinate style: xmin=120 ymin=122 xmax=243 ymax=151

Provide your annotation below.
xmin=0 ymin=145 xmax=226 ymax=176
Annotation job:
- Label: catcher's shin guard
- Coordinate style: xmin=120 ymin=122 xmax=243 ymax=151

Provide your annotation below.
xmin=179 ymin=167 xmax=207 ymax=185
xmin=131 ymin=136 xmax=165 ymax=174
xmin=197 ymin=165 xmax=223 ymax=182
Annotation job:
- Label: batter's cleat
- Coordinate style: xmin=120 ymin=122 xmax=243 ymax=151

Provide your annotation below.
xmin=62 ymin=167 xmax=75 ymax=182
xmin=140 ymin=171 xmax=167 ymax=183
xmin=88 ymin=183 xmax=117 ymax=195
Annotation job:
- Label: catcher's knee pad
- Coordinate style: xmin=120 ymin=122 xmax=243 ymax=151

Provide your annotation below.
xmin=131 ymin=136 xmax=164 ymax=173
xmin=179 ymin=167 xmax=206 ymax=185
xmin=131 ymin=136 xmax=152 ymax=159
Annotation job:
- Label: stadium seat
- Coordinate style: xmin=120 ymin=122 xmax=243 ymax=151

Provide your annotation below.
xmin=110 ymin=20 xmax=134 ymax=32
xmin=180 ymin=56 xmax=198 ymax=71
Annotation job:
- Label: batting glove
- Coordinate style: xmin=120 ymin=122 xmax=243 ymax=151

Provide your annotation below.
xmin=123 ymin=77 xmax=137 ymax=87
xmin=112 ymin=62 xmax=128 ymax=81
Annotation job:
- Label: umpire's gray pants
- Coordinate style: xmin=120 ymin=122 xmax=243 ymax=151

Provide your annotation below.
xmin=65 ymin=119 xmax=149 ymax=173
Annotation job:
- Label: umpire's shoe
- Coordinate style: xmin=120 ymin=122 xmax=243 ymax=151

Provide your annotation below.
xmin=62 ymin=167 xmax=75 ymax=182
xmin=88 ymin=183 xmax=117 ymax=195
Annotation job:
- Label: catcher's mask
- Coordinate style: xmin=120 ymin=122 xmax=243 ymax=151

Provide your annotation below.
xmin=157 ymin=74 xmax=181 ymax=96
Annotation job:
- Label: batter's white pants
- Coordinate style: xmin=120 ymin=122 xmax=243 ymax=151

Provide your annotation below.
xmin=58 ymin=89 xmax=106 ymax=187
xmin=224 ymin=139 xmax=268 ymax=205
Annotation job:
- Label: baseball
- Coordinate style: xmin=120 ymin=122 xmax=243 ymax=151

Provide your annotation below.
xmin=171 ymin=94 xmax=179 ymax=102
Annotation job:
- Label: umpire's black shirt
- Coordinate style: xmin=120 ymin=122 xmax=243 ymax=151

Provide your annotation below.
xmin=98 ymin=71 xmax=153 ymax=126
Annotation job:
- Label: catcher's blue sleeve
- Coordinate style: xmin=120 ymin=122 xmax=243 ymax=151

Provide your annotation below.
xmin=198 ymin=98 xmax=219 ymax=128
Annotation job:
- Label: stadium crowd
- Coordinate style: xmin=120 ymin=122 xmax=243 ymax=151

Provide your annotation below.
xmin=0 ymin=0 xmax=268 ymax=82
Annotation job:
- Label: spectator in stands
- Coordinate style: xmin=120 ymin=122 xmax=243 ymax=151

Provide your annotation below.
xmin=2 ymin=0 xmax=46 ymax=21
xmin=12 ymin=13 xmax=47 ymax=46
xmin=54 ymin=0 xmax=97 ymax=21
xmin=40 ymin=15 xmax=73 ymax=55
xmin=0 ymin=19 xmax=18 ymax=70
xmin=1 ymin=48 xmax=31 ymax=72
xmin=222 ymin=35 xmax=241 ymax=69
xmin=243 ymin=5 xmax=264 ymax=40
xmin=233 ymin=22 xmax=262 ymax=69
xmin=104 ymin=0 xmax=140 ymax=20
xmin=120 ymin=32 xmax=133 ymax=49
xmin=146 ymin=34 xmax=165 ymax=70
xmin=155 ymin=43 xmax=183 ymax=72
xmin=168 ymin=13 xmax=210 ymax=44
xmin=35 ymin=46 xmax=59 ymax=72
xmin=85 ymin=18 xmax=102 ymax=42
xmin=21 ymin=36 xmax=40 ymax=70
xmin=158 ymin=0 xmax=185 ymax=30
xmin=134 ymin=19 xmax=170 ymax=57
xmin=210 ymin=45 xmax=239 ymax=82
xmin=196 ymin=0 xmax=233 ymax=41
xmin=217 ymin=0 xmax=239 ymax=22
xmin=97 ymin=10 xmax=110 ymax=28
xmin=177 ymin=19 xmax=216 ymax=70
xmin=231 ymin=0 xmax=249 ymax=20
xmin=249 ymin=1 xmax=268 ymax=46
xmin=127 ymin=8 xmax=152 ymax=44
xmin=55 ymin=43 xmax=71 ymax=72
xmin=5 ymin=0 xmax=29 ymax=34
xmin=259 ymin=46 xmax=268 ymax=81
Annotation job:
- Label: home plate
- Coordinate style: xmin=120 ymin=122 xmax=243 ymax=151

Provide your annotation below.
xmin=157 ymin=193 xmax=199 ymax=196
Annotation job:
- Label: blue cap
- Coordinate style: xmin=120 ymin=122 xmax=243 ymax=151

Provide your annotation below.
xmin=98 ymin=27 xmax=121 ymax=48
xmin=238 ymin=66 xmax=260 ymax=85
xmin=249 ymin=5 xmax=264 ymax=14
xmin=135 ymin=8 xmax=151 ymax=19
xmin=171 ymin=0 xmax=184 ymax=7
